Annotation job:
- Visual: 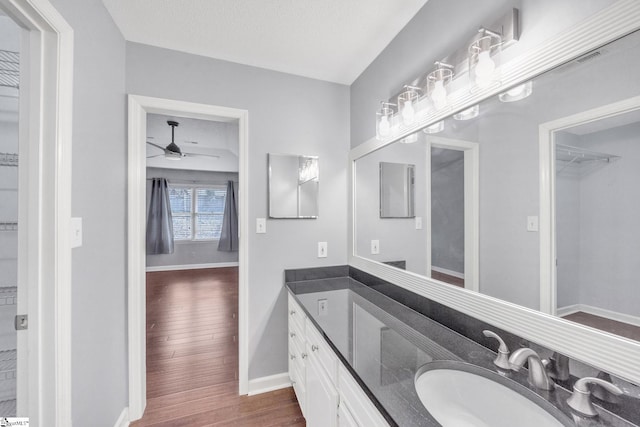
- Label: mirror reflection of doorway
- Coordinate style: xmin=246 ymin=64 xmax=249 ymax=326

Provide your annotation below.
xmin=430 ymin=148 xmax=465 ymax=287
xmin=552 ymin=106 xmax=640 ymax=341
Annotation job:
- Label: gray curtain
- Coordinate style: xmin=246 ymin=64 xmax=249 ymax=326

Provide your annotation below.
xmin=146 ymin=178 xmax=175 ymax=254
xmin=218 ymin=180 xmax=239 ymax=252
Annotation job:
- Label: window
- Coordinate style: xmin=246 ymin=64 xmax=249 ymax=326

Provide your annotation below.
xmin=168 ymin=185 xmax=227 ymax=240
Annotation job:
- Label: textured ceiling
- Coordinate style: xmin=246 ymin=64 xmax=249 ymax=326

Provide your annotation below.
xmin=102 ymin=0 xmax=428 ymax=84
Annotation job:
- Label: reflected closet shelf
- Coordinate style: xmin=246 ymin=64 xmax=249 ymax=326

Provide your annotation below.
xmin=556 ymin=143 xmax=620 ymax=177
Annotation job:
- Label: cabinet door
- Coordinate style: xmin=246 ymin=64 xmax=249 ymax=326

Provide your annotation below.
xmin=305 ymin=352 xmax=338 ymax=427
xmin=338 ymin=402 xmax=359 ymax=427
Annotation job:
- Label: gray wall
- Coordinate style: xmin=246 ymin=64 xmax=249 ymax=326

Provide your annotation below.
xmin=572 ymin=123 xmax=640 ymax=317
xmin=350 ymin=0 xmax=616 ymax=147
xmin=48 ymin=0 xmax=128 ymax=425
xmin=126 ymin=42 xmax=350 ymax=380
xmin=146 ymin=167 xmax=239 ymax=268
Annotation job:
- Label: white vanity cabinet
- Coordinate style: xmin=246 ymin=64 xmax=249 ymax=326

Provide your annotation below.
xmin=287 ymin=293 xmax=389 ymax=427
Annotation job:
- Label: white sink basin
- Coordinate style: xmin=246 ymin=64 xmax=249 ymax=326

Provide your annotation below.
xmin=415 ymin=362 xmax=570 ymax=427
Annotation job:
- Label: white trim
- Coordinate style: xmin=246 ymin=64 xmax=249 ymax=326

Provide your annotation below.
xmin=127 ymin=95 xmax=250 ymax=421
xmin=349 ymin=0 xmax=640 ymax=387
xmin=247 ymin=373 xmax=292 ymax=396
xmin=539 ymin=95 xmax=640 ymax=315
xmin=557 ymin=304 xmax=640 ymax=328
xmin=145 ymin=262 xmax=239 ymax=272
xmin=431 ymin=266 xmax=464 ymax=280
xmin=113 ymin=407 xmax=129 ymax=427
xmin=0 ymin=0 xmax=73 ymax=425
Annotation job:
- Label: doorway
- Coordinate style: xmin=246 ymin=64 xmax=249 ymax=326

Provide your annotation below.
xmin=540 ymin=95 xmax=640 ymax=341
xmin=127 ymin=95 xmax=249 ymax=422
xmin=425 ymin=136 xmax=479 ymax=292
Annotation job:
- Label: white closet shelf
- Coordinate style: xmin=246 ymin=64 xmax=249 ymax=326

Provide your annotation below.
xmin=556 ymin=143 xmax=620 ymax=176
xmin=0 ymin=152 xmax=18 ymax=167
xmin=0 ymin=222 xmax=17 ymax=232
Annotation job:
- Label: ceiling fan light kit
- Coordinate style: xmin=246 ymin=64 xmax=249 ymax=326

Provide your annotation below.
xmin=146 ymin=120 xmax=220 ymax=160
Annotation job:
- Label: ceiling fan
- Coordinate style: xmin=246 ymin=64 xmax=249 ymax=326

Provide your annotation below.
xmin=146 ymin=120 xmax=220 ymax=160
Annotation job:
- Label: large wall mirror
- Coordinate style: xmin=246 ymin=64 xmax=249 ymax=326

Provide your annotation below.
xmin=351 ymin=3 xmax=640 ymax=385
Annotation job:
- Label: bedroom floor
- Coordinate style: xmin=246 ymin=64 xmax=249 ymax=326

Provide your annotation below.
xmin=131 ymin=267 xmax=305 ymax=427
xmin=562 ymin=311 xmax=640 ymax=342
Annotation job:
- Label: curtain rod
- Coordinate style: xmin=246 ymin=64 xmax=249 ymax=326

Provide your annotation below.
xmin=147 ymin=177 xmax=238 ymax=186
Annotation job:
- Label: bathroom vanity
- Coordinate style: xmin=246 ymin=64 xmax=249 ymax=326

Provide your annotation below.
xmin=285 ymin=267 xmax=638 ymax=427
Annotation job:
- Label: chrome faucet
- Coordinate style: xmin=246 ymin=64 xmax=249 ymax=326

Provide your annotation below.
xmin=567 ymin=377 xmax=623 ymax=417
xmin=508 ymin=347 xmax=555 ymax=390
xmin=482 ymin=330 xmax=511 ymax=370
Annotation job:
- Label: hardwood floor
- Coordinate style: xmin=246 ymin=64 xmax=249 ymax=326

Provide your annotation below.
xmin=562 ymin=311 xmax=640 ymax=342
xmin=132 ymin=267 xmax=305 ymax=427
xmin=431 ymin=270 xmax=464 ymax=288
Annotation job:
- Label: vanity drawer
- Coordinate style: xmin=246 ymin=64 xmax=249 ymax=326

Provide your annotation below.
xmin=338 ymin=364 xmax=388 ymax=427
xmin=305 ymin=318 xmax=338 ymax=385
xmin=288 ymin=294 xmax=306 ymax=333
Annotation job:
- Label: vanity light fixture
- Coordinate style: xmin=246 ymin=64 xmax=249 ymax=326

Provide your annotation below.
xmin=423 ymin=120 xmax=445 ymax=134
xmin=376 ymin=102 xmax=396 ymax=140
xmin=469 ymin=28 xmax=502 ymax=88
xmin=499 ymin=80 xmax=533 ymax=102
xmin=453 ymin=104 xmax=480 ymax=120
xmin=397 ymin=86 xmax=421 ymax=125
xmin=427 ymin=62 xmax=454 ymax=109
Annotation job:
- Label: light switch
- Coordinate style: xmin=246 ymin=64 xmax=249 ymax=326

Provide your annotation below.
xmin=71 ymin=217 xmax=82 ymax=248
xmin=256 ymin=218 xmax=266 ymax=234
xmin=371 ymin=240 xmax=380 ymax=255
xmin=318 ymin=299 xmax=328 ymax=316
xmin=527 ymin=216 xmax=539 ymax=232
xmin=415 ymin=216 xmax=423 ymax=230
xmin=317 ymin=242 xmax=327 ymax=258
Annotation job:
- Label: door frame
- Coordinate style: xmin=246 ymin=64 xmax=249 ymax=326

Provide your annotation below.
xmin=127 ymin=95 xmax=249 ymax=421
xmin=539 ymin=95 xmax=640 ymax=314
xmin=425 ymin=136 xmax=479 ymax=292
xmin=0 ymin=0 xmax=73 ymax=425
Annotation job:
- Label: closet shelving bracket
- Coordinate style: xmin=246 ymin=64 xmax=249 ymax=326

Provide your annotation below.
xmin=555 ymin=143 xmax=620 ymax=176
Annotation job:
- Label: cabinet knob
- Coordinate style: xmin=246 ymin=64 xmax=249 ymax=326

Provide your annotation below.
xmin=290 ymin=332 xmax=295 ymax=338
xmin=311 ymin=344 xmax=319 ymax=352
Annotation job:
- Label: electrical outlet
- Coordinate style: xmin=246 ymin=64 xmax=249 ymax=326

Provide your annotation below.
xmin=256 ymin=218 xmax=266 ymax=234
xmin=527 ymin=216 xmax=539 ymax=232
xmin=371 ymin=239 xmax=380 ymax=254
xmin=318 ymin=299 xmax=328 ymax=316
xmin=318 ymin=242 xmax=327 ymax=258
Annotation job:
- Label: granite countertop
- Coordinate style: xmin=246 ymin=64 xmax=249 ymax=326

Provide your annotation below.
xmin=286 ymin=276 xmax=635 ymax=427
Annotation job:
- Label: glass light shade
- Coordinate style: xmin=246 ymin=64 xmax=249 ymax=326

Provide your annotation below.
xmin=423 ymin=120 xmax=445 ymax=134
xmin=427 ymin=64 xmax=454 ymax=110
xmin=376 ymin=103 xmax=395 ymax=140
xmin=165 ymin=153 xmax=182 ymax=160
xmin=397 ymin=88 xmax=420 ymax=125
xmin=469 ymin=33 xmax=501 ymax=88
xmin=453 ymin=104 xmax=480 ymax=121
xmin=499 ymin=81 xmax=533 ymax=102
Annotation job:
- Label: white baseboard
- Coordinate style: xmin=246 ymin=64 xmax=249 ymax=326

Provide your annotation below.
xmin=114 ymin=407 xmax=129 ymax=427
xmin=146 ymin=262 xmax=239 ymax=272
xmin=557 ymin=303 xmax=640 ymax=327
xmin=431 ymin=266 xmax=465 ymax=279
xmin=247 ymin=372 xmax=291 ymax=396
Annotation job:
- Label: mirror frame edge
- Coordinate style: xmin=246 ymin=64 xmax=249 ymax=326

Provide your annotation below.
xmin=348 ymin=0 xmax=640 ymax=385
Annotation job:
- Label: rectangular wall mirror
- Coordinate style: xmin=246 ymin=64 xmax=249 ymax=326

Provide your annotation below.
xmin=379 ymin=162 xmax=415 ymax=218
xmin=268 ymin=153 xmax=319 ymax=218
xmin=353 ymin=27 xmax=640 ymax=347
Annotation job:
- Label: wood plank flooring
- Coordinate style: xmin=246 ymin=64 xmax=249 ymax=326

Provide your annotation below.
xmin=132 ymin=267 xmax=305 ymax=427
xmin=562 ymin=311 xmax=640 ymax=342
xmin=431 ymin=270 xmax=464 ymax=288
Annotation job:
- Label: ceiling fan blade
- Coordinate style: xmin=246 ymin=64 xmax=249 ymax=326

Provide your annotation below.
xmin=184 ymin=152 xmax=220 ymax=159
xmin=146 ymin=141 xmax=168 ymax=152
xmin=146 ymin=154 xmax=165 ymax=159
